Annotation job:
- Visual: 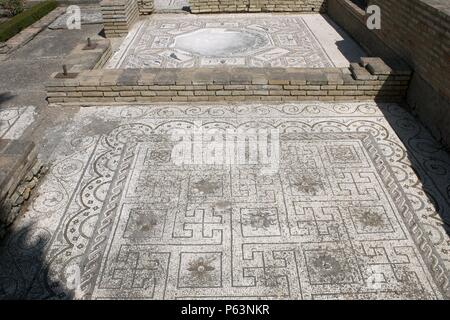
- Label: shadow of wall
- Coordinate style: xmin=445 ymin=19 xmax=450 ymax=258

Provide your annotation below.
xmin=327 ymin=0 xmax=450 ymax=150
xmin=326 ymin=1 xmax=450 ymax=272
xmin=380 ymin=104 xmax=450 ymax=238
xmin=0 ymin=224 xmax=75 ymax=299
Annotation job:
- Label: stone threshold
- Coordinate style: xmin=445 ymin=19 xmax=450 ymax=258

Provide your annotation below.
xmin=47 ymin=57 xmax=412 ymax=105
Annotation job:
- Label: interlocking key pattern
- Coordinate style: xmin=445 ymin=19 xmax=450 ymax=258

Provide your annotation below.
xmin=0 ymin=103 xmax=448 ymax=299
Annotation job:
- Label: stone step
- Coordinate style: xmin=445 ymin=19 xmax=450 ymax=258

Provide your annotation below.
xmin=359 ymin=57 xmax=412 ymax=78
xmin=350 ymin=63 xmax=377 ymax=80
xmin=360 ymin=57 xmax=393 ymax=76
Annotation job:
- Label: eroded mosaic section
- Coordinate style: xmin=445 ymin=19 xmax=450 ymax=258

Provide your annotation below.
xmin=0 ymin=106 xmax=35 ymax=139
xmin=107 ymin=14 xmax=334 ymax=68
xmin=0 ymin=103 xmax=449 ymax=300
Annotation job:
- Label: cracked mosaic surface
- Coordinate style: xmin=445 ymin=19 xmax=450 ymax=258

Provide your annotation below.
xmin=0 ymin=102 xmax=449 ymax=300
xmin=0 ymin=106 xmax=35 ymax=139
xmin=107 ymin=14 xmax=339 ymax=68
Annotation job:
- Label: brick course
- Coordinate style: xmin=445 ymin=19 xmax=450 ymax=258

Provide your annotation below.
xmin=190 ymin=0 xmax=327 ymax=13
xmin=47 ymin=58 xmax=411 ymax=104
xmin=100 ymin=0 xmax=140 ymax=38
xmin=367 ymin=0 xmax=449 ymax=101
xmin=138 ymin=0 xmax=154 ymax=14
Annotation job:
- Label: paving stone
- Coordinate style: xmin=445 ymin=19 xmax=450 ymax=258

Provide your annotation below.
xmin=1 ymin=7 xmax=65 ymax=55
xmin=48 ymin=7 xmax=104 ymax=30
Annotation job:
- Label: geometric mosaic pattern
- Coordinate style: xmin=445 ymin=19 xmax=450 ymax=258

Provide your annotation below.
xmin=0 ymin=102 xmax=448 ymax=299
xmin=107 ymin=14 xmax=334 ymax=68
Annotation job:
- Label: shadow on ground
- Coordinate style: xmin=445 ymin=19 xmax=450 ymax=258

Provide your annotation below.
xmin=381 ymin=104 xmax=450 ymax=237
xmin=0 ymin=92 xmax=15 ymax=105
xmin=0 ymin=223 xmax=75 ymax=300
xmin=321 ymin=15 xmax=366 ymax=64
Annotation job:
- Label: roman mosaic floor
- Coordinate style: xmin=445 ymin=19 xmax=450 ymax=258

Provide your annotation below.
xmin=106 ymin=14 xmax=365 ymax=69
xmin=0 ymin=102 xmax=449 ymax=300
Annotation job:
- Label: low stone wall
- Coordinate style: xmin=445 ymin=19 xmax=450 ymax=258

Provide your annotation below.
xmin=190 ymin=0 xmax=327 ymax=13
xmin=0 ymin=140 xmax=45 ymax=239
xmin=47 ymin=57 xmax=411 ymax=104
xmin=328 ymin=0 xmax=450 ymax=148
xmin=100 ymin=0 xmax=139 ymax=38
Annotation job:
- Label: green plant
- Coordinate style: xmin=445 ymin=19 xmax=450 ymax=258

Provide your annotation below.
xmin=0 ymin=0 xmax=57 ymax=42
xmin=0 ymin=0 xmax=26 ymax=17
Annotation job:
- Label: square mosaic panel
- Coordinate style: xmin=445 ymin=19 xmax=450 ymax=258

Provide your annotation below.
xmin=106 ymin=14 xmax=334 ymax=69
xmin=1 ymin=102 xmax=449 ymax=300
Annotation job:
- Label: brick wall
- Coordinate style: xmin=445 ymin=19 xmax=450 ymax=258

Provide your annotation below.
xmin=100 ymin=0 xmax=140 ymax=38
xmin=190 ymin=0 xmax=327 ymax=13
xmin=367 ymin=0 xmax=449 ymax=100
xmin=328 ymin=0 xmax=450 ymax=147
xmin=138 ymin=0 xmax=153 ymax=14
xmin=47 ymin=58 xmax=411 ymax=104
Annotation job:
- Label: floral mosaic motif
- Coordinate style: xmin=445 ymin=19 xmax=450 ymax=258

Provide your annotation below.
xmin=124 ymin=209 xmax=167 ymax=238
xmin=290 ymin=173 xmax=324 ymax=195
xmin=358 ymin=210 xmax=385 ymax=227
xmin=190 ymin=176 xmax=222 ymax=196
xmin=312 ymin=254 xmax=342 ymax=275
xmin=350 ymin=206 xmax=394 ymax=234
xmin=251 ymin=209 xmax=276 ymax=230
xmin=179 ymin=253 xmax=222 ymax=288
xmin=240 ymin=207 xmax=281 ymax=237
xmin=306 ymin=250 xmax=358 ymax=285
